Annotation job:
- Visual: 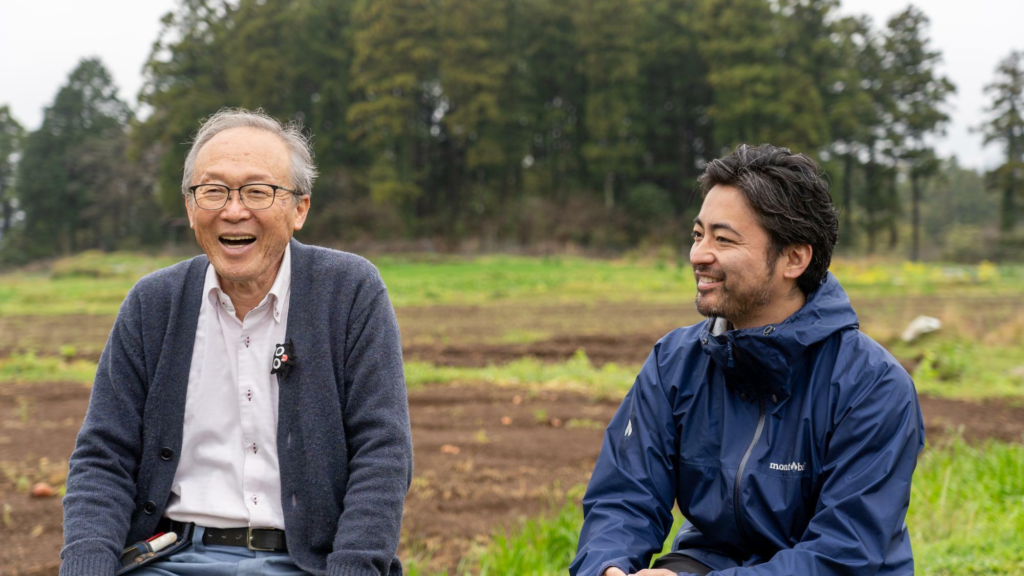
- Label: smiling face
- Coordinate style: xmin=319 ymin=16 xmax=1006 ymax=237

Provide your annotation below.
xmin=185 ymin=127 xmax=309 ymax=288
xmin=690 ymin=185 xmax=793 ymax=329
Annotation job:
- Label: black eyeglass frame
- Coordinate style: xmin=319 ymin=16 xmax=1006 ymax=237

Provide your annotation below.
xmin=188 ymin=183 xmax=299 ymax=210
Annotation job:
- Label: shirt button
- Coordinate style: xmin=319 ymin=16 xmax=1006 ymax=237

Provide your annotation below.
xmin=252 ymin=443 xmax=258 ymax=454
xmin=143 ymin=501 xmax=157 ymax=514
xmin=159 ymin=447 xmax=174 ymax=460
xmin=252 ymin=495 xmax=259 ymax=505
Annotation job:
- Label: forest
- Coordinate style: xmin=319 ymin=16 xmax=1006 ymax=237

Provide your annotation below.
xmin=0 ymin=0 xmax=1021 ymax=264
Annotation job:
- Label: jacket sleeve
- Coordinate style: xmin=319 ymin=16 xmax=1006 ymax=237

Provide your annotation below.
xmin=60 ymin=289 xmax=148 ymax=575
xmin=711 ymin=363 xmax=924 ymax=576
xmin=570 ymin=347 xmax=679 ymax=576
xmin=327 ymin=282 xmax=414 ymax=576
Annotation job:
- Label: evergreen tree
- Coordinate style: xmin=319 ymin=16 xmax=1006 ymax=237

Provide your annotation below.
xmin=575 ymin=0 xmax=643 ymax=209
xmin=635 ymin=0 xmax=712 ymax=213
xmin=979 ymin=50 xmax=1024 ymax=234
xmin=882 ymin=6 xmax=955 ymax=260
xmin=827 ymin=16 xmax=882 ymax=248
xmin=348 ymin=0 xmax=438 ymax=224
xmin=0 ymin=105 xmax=24 ymax=243
xmin=517 ymin=0 xmax=587 ymax=202
xmin=136 ymin=0 xmax=235 ymax=214
xmin=16 ymin=58 xmax=131 ymax=258
xmin=695 ymin=0 xmax=827 ymax=155
xmin=436 ymin=0 xmax=513 ymax=238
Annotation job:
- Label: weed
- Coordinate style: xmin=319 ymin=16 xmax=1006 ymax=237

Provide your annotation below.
xmin=405 ymin=350 xmax=637 ymax=400
xmin=532 ymin=409 xmax=549 ymax=425
xmin=59 ymin=344 xmax=77 ymax=362
xmin=445 ymin=439 xmax=1024 ymax=575
xmin=16 ymin=397 xmax=30 ymax=423
xmin=0 ymin=351 xmax=97 ymax=384
xmin=565 ymin=418 xmax=604 ymax=430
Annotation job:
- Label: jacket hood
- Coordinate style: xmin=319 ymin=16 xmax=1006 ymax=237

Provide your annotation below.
xmin=699 ymin=271 xmax=859 ymax=402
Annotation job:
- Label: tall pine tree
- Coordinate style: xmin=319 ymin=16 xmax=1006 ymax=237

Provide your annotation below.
xmin=883 ymin=6 xmax=955 ymax=260
xmin=0 ymin=105 xmax=24 ymax=244
xmin=16 ymin=58 xmax=131 ymax=258
xmin=979 ymin=50 xmax=1024 ymax=235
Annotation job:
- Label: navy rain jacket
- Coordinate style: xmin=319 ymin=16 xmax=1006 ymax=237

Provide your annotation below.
xmin=571 ymin=273 xmax=924 ymax=576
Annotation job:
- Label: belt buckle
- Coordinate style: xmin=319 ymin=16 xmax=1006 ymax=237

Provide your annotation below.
xmin=247 ymin=526 xmax=276 ymax=552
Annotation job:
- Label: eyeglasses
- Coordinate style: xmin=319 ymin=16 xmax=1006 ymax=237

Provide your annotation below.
xmin=188 ymin=183 xmax=297 ymax=210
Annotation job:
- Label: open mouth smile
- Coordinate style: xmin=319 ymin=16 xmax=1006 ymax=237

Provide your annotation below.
xmin=219 ymin=235 xmax=257 ymax=249
xmin=696 ymin=275 xmax=723 ymax=290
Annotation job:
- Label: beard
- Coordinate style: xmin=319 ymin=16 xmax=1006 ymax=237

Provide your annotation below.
xmin=693 ymin=264 xmax=774 ymax=325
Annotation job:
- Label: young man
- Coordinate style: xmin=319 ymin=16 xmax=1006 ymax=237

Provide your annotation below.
xmin=60 ymin=109 xmax=413 ymax=575
xmin=571 ymin=144 xmax=924 ymax=576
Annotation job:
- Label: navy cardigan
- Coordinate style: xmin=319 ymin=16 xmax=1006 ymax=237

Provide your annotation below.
xmin=60 ymin=239 xmax=413 ymax=576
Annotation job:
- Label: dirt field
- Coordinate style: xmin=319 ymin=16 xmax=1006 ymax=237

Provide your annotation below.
xmin=2 ymin=378 xmax=1022 ymax=575
xmin=2 ymin=299 xmax=1023 ymax=574
xmin=3 ymin=293 xmax=1022 ymax=363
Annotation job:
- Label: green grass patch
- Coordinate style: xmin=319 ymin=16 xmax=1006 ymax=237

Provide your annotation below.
xmin=910 ymin=438 xmax=1024 ymax=574
xmin=0 ymin=251 xmax=188 ymax=316
xmin=889 ymin=337 xmax=1024 ymax=400
xmin=435 ymin=438 xmax=1024 ymax=575
xmin=375 ymin=256 xmax=1024 ymax=307
xmin=5 ymin=251 xmax=1021 ymax=315
xmin=0 ymin=351 xmax=97 ymax=384
xmin=404 ymin=350 xmax=638 ymax=399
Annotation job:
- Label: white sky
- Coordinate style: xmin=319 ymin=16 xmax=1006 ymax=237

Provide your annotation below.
xmin=0 ymin=0 xmax=1019 ymax=170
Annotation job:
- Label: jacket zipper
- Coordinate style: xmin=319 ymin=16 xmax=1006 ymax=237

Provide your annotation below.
xmin=733 ymin=391 xmax=766 ymax=546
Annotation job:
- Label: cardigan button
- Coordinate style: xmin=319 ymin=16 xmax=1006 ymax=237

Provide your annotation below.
xmin=143 ymin=501 xmax=157 ymax=514
xmin=159 ymin=448 xmax=174 ymax=461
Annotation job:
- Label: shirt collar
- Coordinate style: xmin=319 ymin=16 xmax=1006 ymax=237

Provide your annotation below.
xmin=204 ymin=243 xmax=291 ymax=322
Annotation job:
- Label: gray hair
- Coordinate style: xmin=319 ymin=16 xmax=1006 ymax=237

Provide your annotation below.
xmin=181 ymin=108 xmax=318 ymax=200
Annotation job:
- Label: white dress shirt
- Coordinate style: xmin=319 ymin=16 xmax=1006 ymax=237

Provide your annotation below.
xmin=164 ymin=245 xmax=291 ymax=529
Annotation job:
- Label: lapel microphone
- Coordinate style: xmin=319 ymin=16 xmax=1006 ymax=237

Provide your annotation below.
xmin=272 ymin=339 xmax=297 ymax=379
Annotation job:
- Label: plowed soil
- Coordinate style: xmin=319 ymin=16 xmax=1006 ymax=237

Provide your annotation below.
xmin=1 ymin=379 xmax=1021 ymax=575
xmin=1 ymin=297 xmax=1022 ymax=574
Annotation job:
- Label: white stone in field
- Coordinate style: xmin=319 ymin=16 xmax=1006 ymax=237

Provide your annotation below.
xmin=901 ymin=316 xmax=942 ymax=343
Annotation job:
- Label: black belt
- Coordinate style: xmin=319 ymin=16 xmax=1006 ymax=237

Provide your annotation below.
xmin=159 ymin=519 xmax=288 ymax=552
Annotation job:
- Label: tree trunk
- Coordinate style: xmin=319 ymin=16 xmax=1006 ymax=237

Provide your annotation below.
xmin=1003 ymin=183 xmax=1017 ymax=233
xmin=1 ymin=198 xmax=11 ymax=240
xmin=842 ymin=152 xmax=854 ymax=246
xmin=887 ymin=173 xmax=899 ymax=250
xmin=865 ymin=147 xmax=877 ymax=255
xmin=910 ymin=174 xmax=921 ymax=261
xmin=604 ymin=171 xmax=615 ymax=209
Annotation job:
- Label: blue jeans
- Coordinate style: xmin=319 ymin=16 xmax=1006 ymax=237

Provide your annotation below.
xmin=131 ymin=526 xmax=309 ymax=575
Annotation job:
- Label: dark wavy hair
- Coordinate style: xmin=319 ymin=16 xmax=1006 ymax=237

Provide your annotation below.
xmin=698 ymin=144 xmax=839 ymax=295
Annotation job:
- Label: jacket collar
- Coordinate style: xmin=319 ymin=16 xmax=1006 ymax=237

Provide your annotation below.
xmin=698 ymin=272 xmax=859 ymax=402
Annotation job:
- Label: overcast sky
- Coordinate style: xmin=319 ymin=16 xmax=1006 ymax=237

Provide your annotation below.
xmin=0 ymin=0 xmax=1019 ymax=170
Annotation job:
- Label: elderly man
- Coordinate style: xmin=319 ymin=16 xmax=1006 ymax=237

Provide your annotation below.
xmin=571 ymin=144 xmax=924 ymax=576
xmin=60 ymin=109 xmax=412 ymax=576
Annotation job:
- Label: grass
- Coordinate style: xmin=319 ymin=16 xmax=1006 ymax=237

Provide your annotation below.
xmin=2 ymin=250 xmax=1023 ymax=315
xmin=433 ymin=438 xmax=1024 ymax=576
xmin=895 ymin=338 xmax=1024 ymax=400
xmin=3 ymin=339 xmax=1022 ymax=402
xmin=405 ymin=350 xmax=638 ymax=399
xmin=0 ymin=351 xmax=97 ymax=385
xmin=910 ymin=437 xmax=1024 ymax=574
xmin=0 ymin=251 xmax=187 ymax=316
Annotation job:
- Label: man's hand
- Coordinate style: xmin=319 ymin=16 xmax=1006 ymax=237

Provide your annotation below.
xmin=602 ymin=565 xmax=675 ymax=569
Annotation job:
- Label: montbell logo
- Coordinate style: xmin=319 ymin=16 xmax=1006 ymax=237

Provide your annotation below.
xmin=769 ymin=461 xmax=806 ymax=472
